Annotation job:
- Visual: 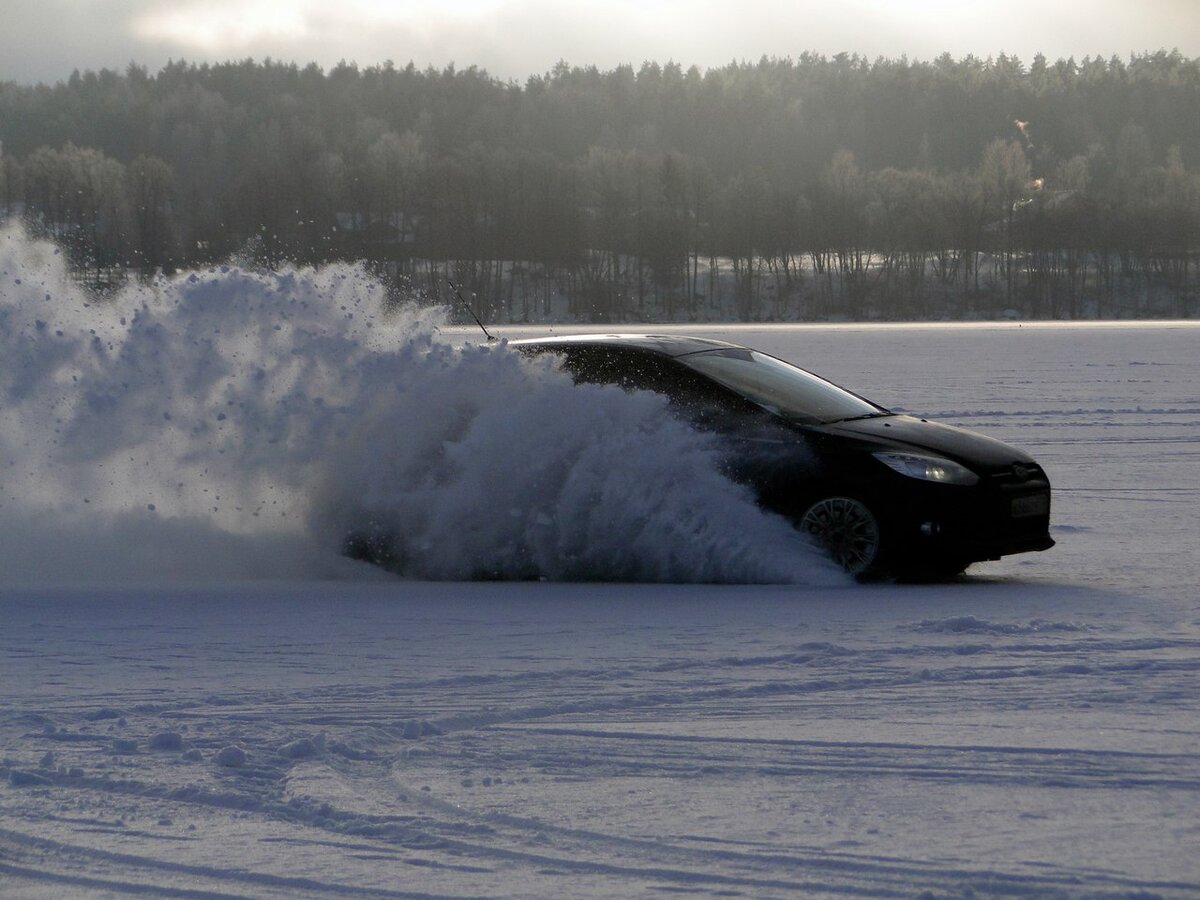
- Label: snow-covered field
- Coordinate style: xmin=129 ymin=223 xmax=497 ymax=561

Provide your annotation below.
xmin=2 ymin=229 xmax=1198 ymax=897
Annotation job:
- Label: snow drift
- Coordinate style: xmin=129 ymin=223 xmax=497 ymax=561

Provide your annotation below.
xmin=0 ymin=227 xmax=836 ymax=585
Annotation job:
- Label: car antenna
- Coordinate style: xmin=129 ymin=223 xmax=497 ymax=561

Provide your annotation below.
xmin=447 ymin=280 xmax=496 ymax=342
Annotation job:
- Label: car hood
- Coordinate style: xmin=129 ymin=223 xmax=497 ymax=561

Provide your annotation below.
xmin=813 ymin=414 xmax=1036 ymax=472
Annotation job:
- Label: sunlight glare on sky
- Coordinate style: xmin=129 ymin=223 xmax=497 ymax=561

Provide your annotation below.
xmin=133 ymin=0 xmax=508 ymax=49
xmin=133 ymin=1 xmax=310 ymax=50
xmin=2 ymin=0 xmax=1198 ymax=84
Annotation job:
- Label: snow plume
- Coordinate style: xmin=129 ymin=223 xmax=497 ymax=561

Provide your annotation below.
xmin=0 ymin=227 xmax=838 ymax=585
xmin=311 ymin=345 xmax=839 ymax=583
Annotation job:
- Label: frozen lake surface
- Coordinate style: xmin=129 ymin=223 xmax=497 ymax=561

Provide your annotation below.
xmin=2 ymin=267 xmax=1198 ymax=898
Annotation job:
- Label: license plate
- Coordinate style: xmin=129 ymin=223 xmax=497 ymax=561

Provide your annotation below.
xmin=1011 ymin=493 xmax=1049 ymax=518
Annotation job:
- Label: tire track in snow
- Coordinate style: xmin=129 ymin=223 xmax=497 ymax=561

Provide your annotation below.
xmin=0 ymin=825 xmax=479 ymax=899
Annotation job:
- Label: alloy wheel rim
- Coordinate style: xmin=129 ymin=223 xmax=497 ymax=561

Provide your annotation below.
xmin=800 ymin=497 xmax=880 ymax=574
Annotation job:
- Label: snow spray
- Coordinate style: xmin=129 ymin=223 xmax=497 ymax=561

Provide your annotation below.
xmin=0 ymin=226 xmax=838 ymax=584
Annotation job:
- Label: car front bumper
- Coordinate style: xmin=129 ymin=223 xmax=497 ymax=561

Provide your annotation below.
xmin=884 ymin=474 xmax=1054 ymax=565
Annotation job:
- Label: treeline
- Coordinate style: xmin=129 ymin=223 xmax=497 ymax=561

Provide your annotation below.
xmin=1 ymin=52 xmax=1198 ymax=320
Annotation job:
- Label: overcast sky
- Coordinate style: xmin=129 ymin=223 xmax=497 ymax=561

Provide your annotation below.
xmin=2 ymin=0 xmax=1198 ymax=85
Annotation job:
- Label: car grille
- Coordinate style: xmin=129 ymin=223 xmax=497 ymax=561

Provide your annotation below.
xmin=976 ymin=463 xmax=1052 ymax=540
xmin=989 ymin=462 xmax=1047 ymax=485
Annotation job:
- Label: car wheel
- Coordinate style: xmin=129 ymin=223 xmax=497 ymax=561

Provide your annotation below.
xmin=799 ymin=496 xmax=883 ymax=576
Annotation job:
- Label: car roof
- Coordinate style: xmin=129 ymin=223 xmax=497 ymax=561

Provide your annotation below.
xmin=508 ymin=333 xmax=742 ymax=358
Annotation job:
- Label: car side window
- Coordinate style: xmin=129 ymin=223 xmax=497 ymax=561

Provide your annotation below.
xmin=557 ymin=347 xmax=696 ymax=396
xmin=557 ymin=347 xmax=771 ymax=433
xmin=555 ymin=347 xmax=644 ymax=388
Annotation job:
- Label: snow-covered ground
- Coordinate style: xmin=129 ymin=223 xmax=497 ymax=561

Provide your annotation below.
xmin=1 ymin=229 xmax=1198 ymax=897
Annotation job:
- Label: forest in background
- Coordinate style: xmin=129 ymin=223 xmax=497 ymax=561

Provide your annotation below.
xmin=1 ymin=51 xmax=1198 ymax=322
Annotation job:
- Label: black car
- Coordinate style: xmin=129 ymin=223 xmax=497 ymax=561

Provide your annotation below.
xmin=510 ymin=334 xmax=1054 ymax=579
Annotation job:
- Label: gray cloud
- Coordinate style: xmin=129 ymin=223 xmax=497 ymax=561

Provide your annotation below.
xmin=1 ymin=0 xmax=1198 ymax=86
xmin=0 ymin=1 xmax=162 ymax=82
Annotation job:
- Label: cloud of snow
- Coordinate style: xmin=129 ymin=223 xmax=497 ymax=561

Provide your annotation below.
xmin=0 ymin=226 xmax=839 ymax=585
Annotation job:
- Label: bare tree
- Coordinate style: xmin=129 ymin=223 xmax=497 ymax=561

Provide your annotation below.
xmin=128 ymin=154 xmax=175 ymax=274
xmin=980 ymin=138 xmax=1031 ymax=311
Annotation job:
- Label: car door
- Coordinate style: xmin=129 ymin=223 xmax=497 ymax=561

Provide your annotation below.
xmin=558 ymin=346 xmax=818 ymax=516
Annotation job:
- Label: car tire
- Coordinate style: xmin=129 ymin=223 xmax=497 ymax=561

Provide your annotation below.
xmin=798 ymin=496 xmax=885 ymax=577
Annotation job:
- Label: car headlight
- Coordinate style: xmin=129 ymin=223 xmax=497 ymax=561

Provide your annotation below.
xmin=872 ymin=451 xmax=979 ymax=485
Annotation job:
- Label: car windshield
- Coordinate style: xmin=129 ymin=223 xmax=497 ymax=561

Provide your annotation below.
xmin=678 ymin=348 xmax=885 ymax=424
